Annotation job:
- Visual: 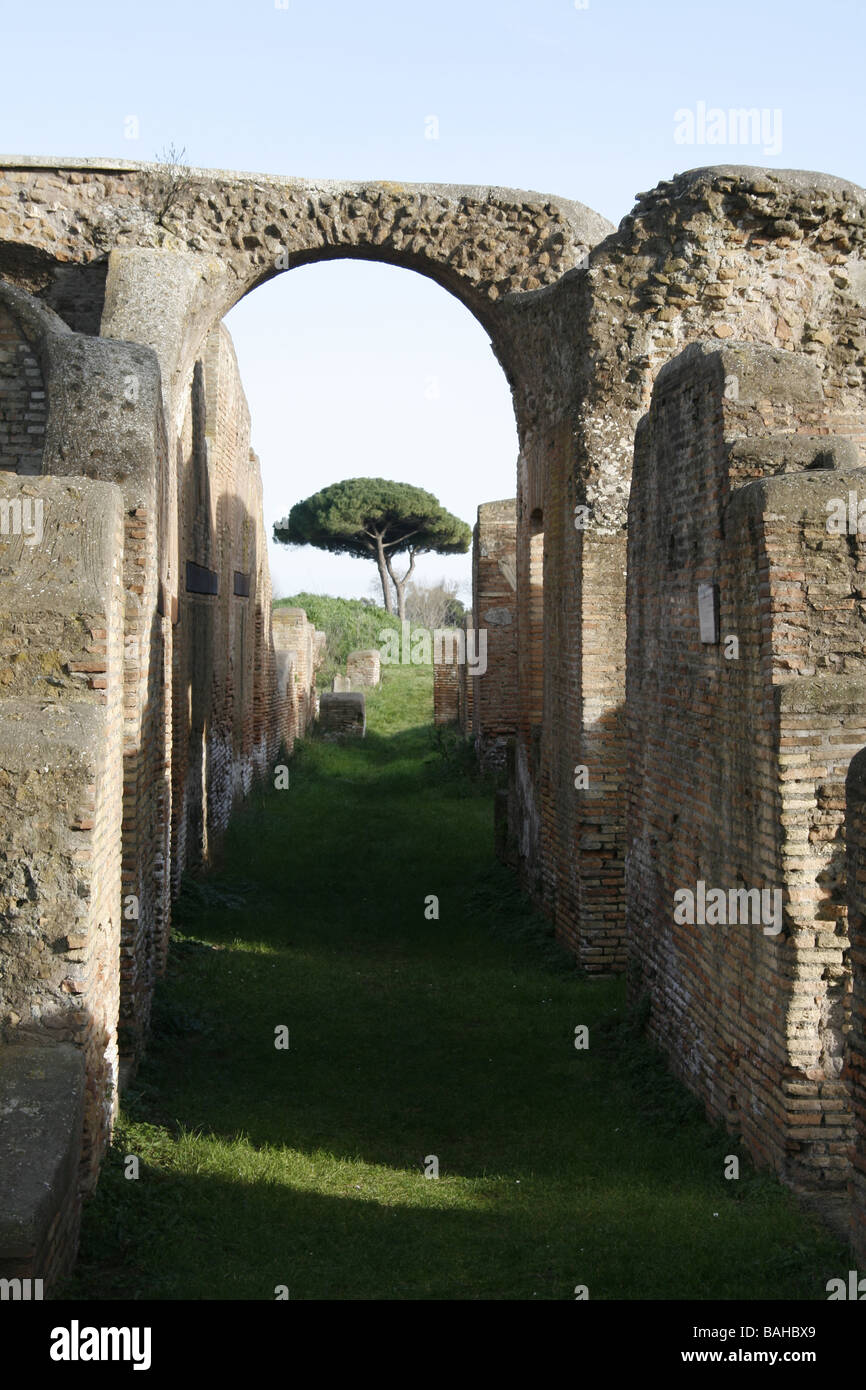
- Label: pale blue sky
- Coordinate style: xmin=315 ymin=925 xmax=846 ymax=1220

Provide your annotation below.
xmin=3 ymin=0 xmax=864 ymax=598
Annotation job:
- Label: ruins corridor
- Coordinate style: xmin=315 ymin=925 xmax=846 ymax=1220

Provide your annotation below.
xmin=61 ymin=667 xmax=847 ymax=1301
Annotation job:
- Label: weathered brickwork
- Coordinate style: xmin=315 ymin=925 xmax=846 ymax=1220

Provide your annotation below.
xmin=318 ymin=691 xmax=366 ymax=738
xmin=4 ymin=157 xmax=866 ymax=1271
xmin=272 ymin=607 xmax=324 ymax=748
xmin=627 ymin=341 xmax=863 ymax=1195
xmin=346 ymin=649 xmax=380 ymax=688
xmin=433 ymin=658 xmax=459 ymax=726
xmin=469 ymin=500 xmax=518 ymax=768
xmin=504 ymin=169 xmax=866 ymax=976
xmin=846 ymin=753 xmax=866 ymax=1262
xmin=171 ymin=325 xmax=283 ymax=894
xmin=0 ymin=270 xmax=318 ymax=1286
xmin=0 ymin=304 xmax=46 ymax=474
xmin=436 ymin=502 xmax=517 ymax=757
xmin=456 ymin=613 xmax=475 ymax=735
xmin=0 ymin=475 xmax=126 ymax=1191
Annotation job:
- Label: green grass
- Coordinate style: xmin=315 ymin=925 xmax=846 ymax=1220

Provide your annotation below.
xmin=60 ymin=664 xmax=852 ymax=1300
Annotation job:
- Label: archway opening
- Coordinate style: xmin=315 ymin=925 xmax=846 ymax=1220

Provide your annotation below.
xmin=225 ymin=257 xmax=518 ymax=608
xmin=168 ymin=255 xmax=521 ymax=879
xmin=224 ymin=258 xmax=520 ymax=724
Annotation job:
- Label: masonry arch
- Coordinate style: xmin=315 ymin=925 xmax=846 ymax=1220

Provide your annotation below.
xmin=10 ymin=159 xmax=866 ymax=1278
xmin=77 ymin=165 xmax=610 ymax=439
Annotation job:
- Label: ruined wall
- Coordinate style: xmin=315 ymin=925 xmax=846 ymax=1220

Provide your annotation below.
xmin=7 ymin=166 xmax=862 ymax=983
xmin=5 ymin=156 xmax=866 ymax=1270
xmin=470 ymin=500 xmax=518 ymax=769
xmin=492 ymin=270 xmax=628 ymax=949
xmin=846 ymin=752 xmax=866 ymax=1263
xmin=39 ymin=313 xmax=171 ymax=1081
xmin=493 ymin=170 xmax=866 ymax=974
xmin=0 ymin=474 xmax=125 ymax=1190
xmin=433 ymin=658 xmax=459 ymax=726
xmin=271 ymin=607 xmax=323 ymax=749
xmin=318 ymin=691 xmax=365 ymax=739
xmin=171 ymin=324 xmax=283 ymax=892
xmin=436 ymin=500 xmax=518 ymax=750
xmin=346 ymin=649 xmax=380 ymax=688
xmin=0 ymin=153 xmax=614 ymax=969
xmin=0 ymin=283 xmax=165 ymax=1136
xmin=170 ymin=323 xmax=323 ymax=906
xmin=0 ymin=303 xmax=46 ymax=474
xmin=627 ymin=340 xmax=865 ymax=1195
xmin=0 ymin=277 xmax=315 ymax=1285
xmin=456 ymin=613 xmax=475 ymax=736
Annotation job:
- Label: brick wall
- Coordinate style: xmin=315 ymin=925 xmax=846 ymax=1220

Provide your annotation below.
xmin=433 ymin=659 xmax=459 ymax=725
xmin=470 ymin=500 xmax=518 ymax=768
xmin=271 ymin=607 xmax=323 ymax=748
xmin=5 ymin=161 xmax=866 ymax=1273
xmin=435 ymin=500 xmax=518 ymax=744
xmin=508 ymin=171 xmax=866 ymax=979
xmin=0 ymin=303 xmax=46 ymax=474
xmin=40 ymin=330 xmax=171 ymax=1081
xmin=173 ymin=326 xmax=265 ymax=888
xmin=171 ymin=327 xmax=322 ymax=898
xmin=846 ymin=751 xmax=866 ymax=1262
xmin=436 ymin=492 xmax=519 ymax=751
xmin=346 ymin=649 xmax=380 ymax=688
xmin=457 ymin=613 xmax=474 ymax=735
xmin=0 ymin=291 xmax=311 ymax=1287
xmin=0 ymin=475 xmax=125 ymax=1190
xmin=626 ymin=340 xmax=865 ymax=1197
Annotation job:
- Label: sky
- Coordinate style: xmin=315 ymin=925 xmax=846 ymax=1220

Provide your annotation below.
xmin=3 ymin=0 xmax=865 ymax=598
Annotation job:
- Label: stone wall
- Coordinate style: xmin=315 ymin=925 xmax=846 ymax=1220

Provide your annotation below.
xmin=626 ymin=340 xmax=864 ymax=1196
xmin=346 ymin=649 xmax=380 ymax=688
xmin=434 ymin=501 xmax=518 ymax=750
xmin=171 ymin=324 xmax=284 ymax=893
xmin=0 ymin=277 xmax=318 ymax=1287
xmin=318 ymin=692 xmax=366 ymax=739
xmin=433 ymin=658 xmax=459 ymax=726
xmin=456 ymin=613 xmax=475 ymax=736
xmin=0 ymin=474 xmax=126 ymax=1192
xmin=5 ymin=156 xmax=866 ymax=1269
xmin=0 ymin=303 xmax=46 ymax=475
xmin=503 ymin=168 xmax=866 ymax=976
xmin=272 ymin=607 xmax=324 ymax=748
xmin=846 ymin=752 xmax=866 ymax=1263
xmin=0 ymin=1044 xmax=85 ymax=1285
xmin=470 ymin=499 xmax=518 ymax=768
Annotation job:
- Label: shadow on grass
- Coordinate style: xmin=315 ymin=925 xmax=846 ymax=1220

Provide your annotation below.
xmin=62 ymin=673 xmax=854 ymax=1301
xmin=59 ymin=1111 xmax=848 ymax=1303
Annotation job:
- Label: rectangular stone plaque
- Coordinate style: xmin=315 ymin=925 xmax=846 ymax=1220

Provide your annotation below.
xmin=186 ymin=560 xmax=219 ymax=596
xmin=697 ymin=582 xmax=719 ymax=644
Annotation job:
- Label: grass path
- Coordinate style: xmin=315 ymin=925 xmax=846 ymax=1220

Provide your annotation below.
xmin=62 ymin=665 xmax=850 ymax=1300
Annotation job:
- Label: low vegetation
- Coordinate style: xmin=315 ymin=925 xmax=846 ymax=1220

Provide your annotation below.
xmin=59 ymin=664 xmax=851 ymax=1300
xmin=275 ymin=593 xmax=400 ymax=689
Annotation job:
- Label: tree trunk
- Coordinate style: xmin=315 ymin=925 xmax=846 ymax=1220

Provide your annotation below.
xmin=375 ymin=535 xmax=394 ymax=614
xmin=385 ymin=547 xmax=417 ymax=622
